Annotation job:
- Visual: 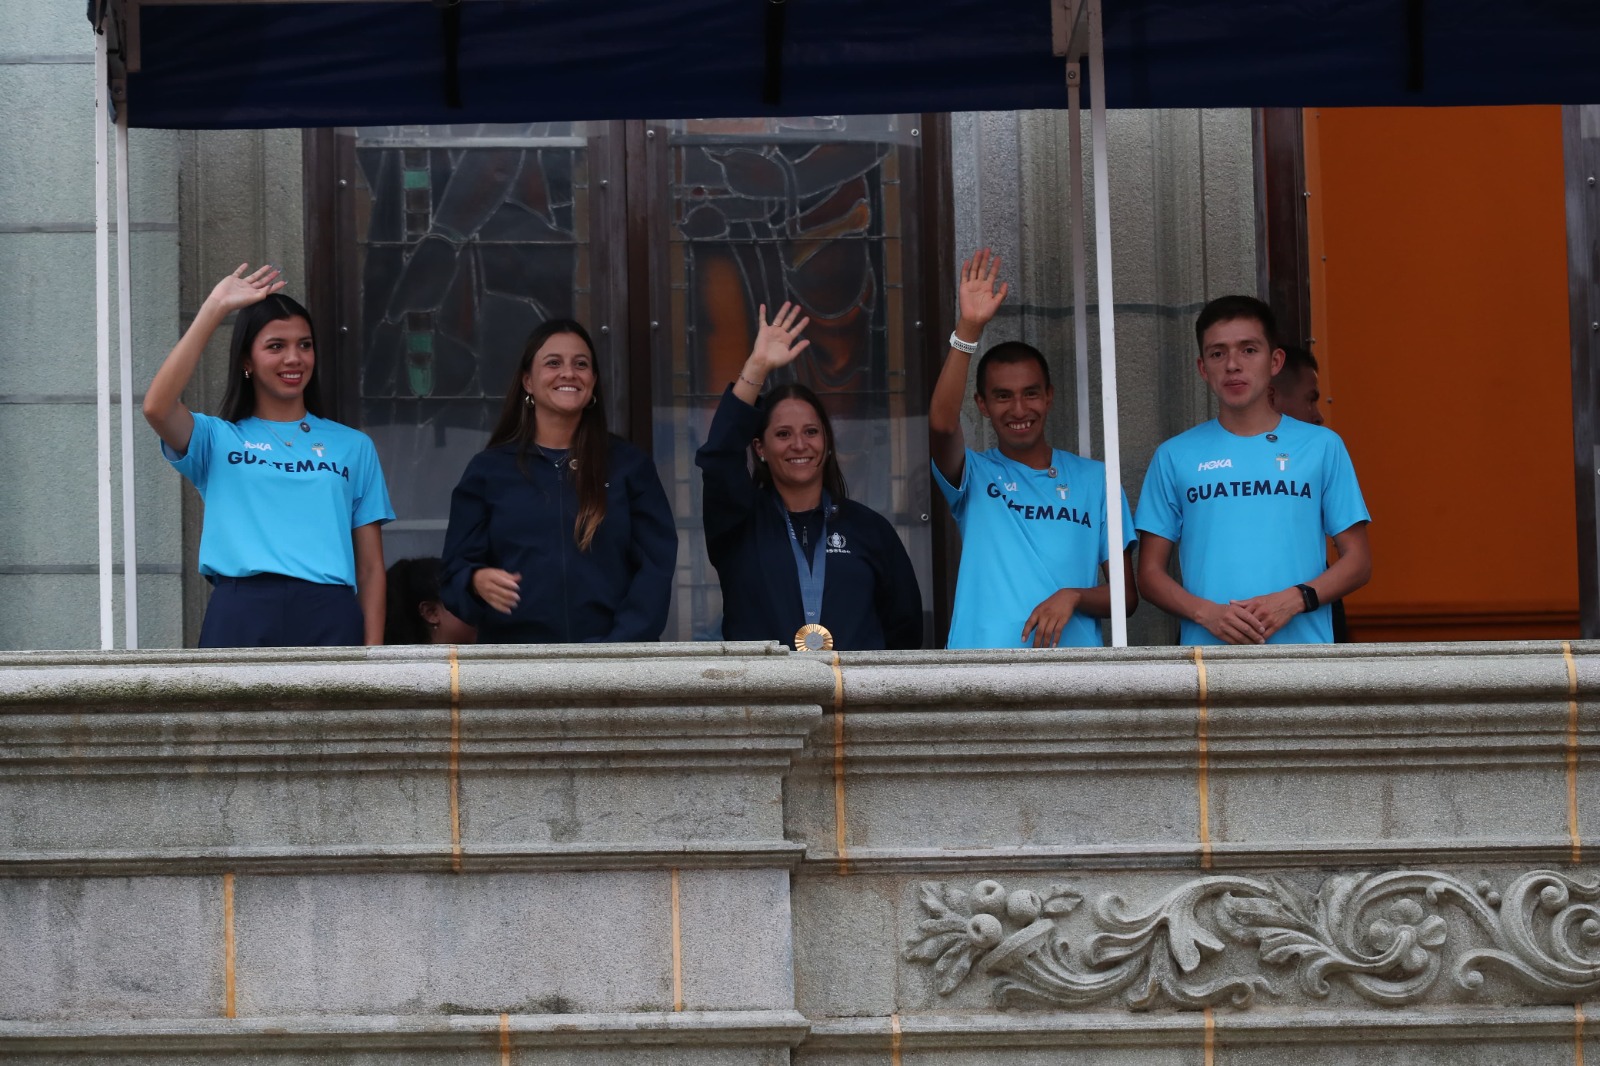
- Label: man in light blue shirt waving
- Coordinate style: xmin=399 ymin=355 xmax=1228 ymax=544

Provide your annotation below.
xmin=929 ymin=249 xmax=1137 ymax=649
xmin=1135 ymin=296 xmax=1372 ymax=645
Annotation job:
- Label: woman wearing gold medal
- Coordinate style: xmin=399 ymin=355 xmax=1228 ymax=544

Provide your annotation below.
xmin=696 ymin=304 xmax=923 ymax=651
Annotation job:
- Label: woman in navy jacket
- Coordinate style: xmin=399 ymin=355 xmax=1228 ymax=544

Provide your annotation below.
xmin=696 ymin=303 xmax=923 ymax=651
xmin=440 ymin=320 xmax=677 ymax=643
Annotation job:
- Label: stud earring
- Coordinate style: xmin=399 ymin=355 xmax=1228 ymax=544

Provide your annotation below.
xmin=243 ymin=369 xmax=251 ymax=379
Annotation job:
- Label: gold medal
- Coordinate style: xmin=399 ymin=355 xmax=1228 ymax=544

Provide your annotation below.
xmin=795 ymin=623 xmax=834 ymax=652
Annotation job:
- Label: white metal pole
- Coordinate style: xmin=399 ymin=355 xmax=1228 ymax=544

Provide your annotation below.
xmin=93 ymin=25 xmax=115 ymax=650
xmin=1067 ymin=66 xmax=1091 ymax=459
xmin=1088 ymin=0 xmax=1128 ymax=647
xmin=115 ymin=104 xmax=139 ymax=648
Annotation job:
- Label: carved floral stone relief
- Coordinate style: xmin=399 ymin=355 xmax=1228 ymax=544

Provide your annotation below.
xmin=903 ymin=871 xmax=1600 ymax=1010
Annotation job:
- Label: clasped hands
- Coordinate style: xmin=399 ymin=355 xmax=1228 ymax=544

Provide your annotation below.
xmin=1197 ymin=588 xmax=1303 ymax=645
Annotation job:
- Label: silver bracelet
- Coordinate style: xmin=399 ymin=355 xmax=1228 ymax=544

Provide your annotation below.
xmin=948 ymin=331 xmax=979 ymax=355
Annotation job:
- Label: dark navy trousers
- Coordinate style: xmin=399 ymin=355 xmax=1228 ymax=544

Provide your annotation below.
xmin=199 ymin=574 xmax=364 ymax=648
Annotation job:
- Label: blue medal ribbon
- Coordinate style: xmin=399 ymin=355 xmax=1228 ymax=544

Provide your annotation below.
xmin=779 ymin=492 xmax=830 ymax=629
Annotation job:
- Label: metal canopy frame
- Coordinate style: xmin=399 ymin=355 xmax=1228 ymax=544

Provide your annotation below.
xmin=92 ymin=18 xmax=139 ymax=650
xmin=1054 ymin=0 xmax=1129 ymax=646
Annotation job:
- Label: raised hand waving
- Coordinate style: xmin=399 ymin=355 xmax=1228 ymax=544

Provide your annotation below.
xmin=957 ymin=248 xmax=1009 ymax=330
xmin=206 ymin=263 xmax=287 ymax=315
xmin=734 ymin=301 xmax=812 ymax=405
xmin=748 ymin=302 xmax=812 ymax=374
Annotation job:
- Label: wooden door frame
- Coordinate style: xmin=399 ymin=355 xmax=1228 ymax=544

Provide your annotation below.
xmin=1564 ymin=105 xmax=1600 ymax=638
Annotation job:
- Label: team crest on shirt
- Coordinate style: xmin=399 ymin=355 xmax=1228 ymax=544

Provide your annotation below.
xmin=1056 ymin=484 xmax=1069 ymax=500
xmin=1276 ymin=453 xmax=1289 ymax=471
xmin=826 ymin=532 xmax=849 ymax=555
xmin=312 ymin=443 xmax=326 ymax=457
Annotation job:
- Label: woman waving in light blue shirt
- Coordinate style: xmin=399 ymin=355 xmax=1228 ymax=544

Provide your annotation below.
xmin=143 ymin=264 xmax=394 ymax=647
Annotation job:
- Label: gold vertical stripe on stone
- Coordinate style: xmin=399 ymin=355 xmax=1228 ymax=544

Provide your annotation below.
xmin=1193 ymin=648 xmax=1214 ymax=870
xmin=449 ymin=647 xmax=463 ymax=874
xmin=499 ymin=1011 xmax=511 ymax=1066
xmin=1565 ymin=640 xmax=1582 ymax=864
xmin=222 ymin=871 xmax=236 ymax=1018
xmin=1577 ymin=1002 xmax=1587 ymax=1066
xmin=832 ymin=652 xmax=850 ymax=876
xmin=890 ymin=1012 xmax=903 ymax=1066
xmin=1203 ymin=1005 xmax=1215 ymax=1066
xmin=670 ymin=867 xmax=684 ymax=1011
xmin=830 ymin=650 xmax=844 ymax=713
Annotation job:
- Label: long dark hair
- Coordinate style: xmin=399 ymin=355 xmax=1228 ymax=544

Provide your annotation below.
xmin=750 ymin=382 xmax=849 ymax=502
xmin=384 ymin=557 xmax=442 ymax=645
xmin=486 ymin=319 xmax=609 ymax=552
xmin=218 ymin=294 xmax=323 ymax=422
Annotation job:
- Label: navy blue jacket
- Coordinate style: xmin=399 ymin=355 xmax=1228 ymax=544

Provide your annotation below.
xmin=696 ymin=387 xmax=923 ymax=650
xmin=440 ymin=436 xmax=677 ymax=643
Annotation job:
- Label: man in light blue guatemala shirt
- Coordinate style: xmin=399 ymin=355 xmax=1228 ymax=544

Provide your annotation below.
xmin=929 ymin=248 xmax=1137 ymax=649
xmin=1135 ymin=295 xmax=1371 ymax=645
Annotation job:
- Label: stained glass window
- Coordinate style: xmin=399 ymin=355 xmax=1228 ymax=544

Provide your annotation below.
xmin=348 ymin=123 xmax=612 ymax=563
xmin=648 ymin=116 xmax=934 ymax=642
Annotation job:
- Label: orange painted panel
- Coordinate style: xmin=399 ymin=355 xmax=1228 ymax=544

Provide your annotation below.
xmin=1306 ymin=106 xmax=1577 ymax=641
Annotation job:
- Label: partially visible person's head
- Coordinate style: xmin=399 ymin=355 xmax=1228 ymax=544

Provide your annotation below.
xmin=1270 ymin=344 xmax=1322 ymax=425
xmin=384 ymin=557 xmax=476 ymax=645
xmin=974 ymin=342 xmax=1053 ymax=454
xmin=220 ymin=294 xmax=323 ymax=421
xmin=751 ymin=382 xmax=849 ymax=503
xmin=487 ymin=318 xmax=610 ymax=551
xmin=1193 ymin=295 xmax=1284 ymax=413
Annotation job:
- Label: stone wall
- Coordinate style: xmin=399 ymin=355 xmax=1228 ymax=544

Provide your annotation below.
xmin=0 ymin=7 xmax=181 ymax=649
xmin=3 ymin=641 xmax=1598 ymax=1063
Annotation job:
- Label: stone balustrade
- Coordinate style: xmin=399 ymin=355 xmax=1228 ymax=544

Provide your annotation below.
xmin=1 ymin=640 xmax=1596 ymax=1064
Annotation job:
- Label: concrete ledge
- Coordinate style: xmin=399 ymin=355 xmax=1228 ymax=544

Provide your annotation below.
xmin=0 ymin=644 xmax=828 ymax=865
xmin=794 ymin=839 xmax=1596 ymax=873
xmin=1 ymin=841 xmax=808 ymax=877
xmin=0 ymin=1010 xmax=812 ymax=1052
xmin=788 ymin=640 xmax=1594 ymax=863
xmin=805 ymin=1006 xmax=1587 ymax=1048
xmin=0 ymin=641 xmax=826 ymax=715
xmin=7 ymin=641 xmax=1600 ymax=1064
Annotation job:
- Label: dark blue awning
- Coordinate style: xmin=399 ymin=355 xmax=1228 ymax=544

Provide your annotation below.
xmin=111 ymin=0 xmax=1600 ymax=130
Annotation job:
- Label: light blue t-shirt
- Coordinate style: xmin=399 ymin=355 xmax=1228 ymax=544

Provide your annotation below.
xmin=935 ymin=447 xmax=1136 ymax=649
xmin=1134 ymin=415 xmax=1369 ymax=646
xmin=162 ymin=412 xmax=394 ymax=585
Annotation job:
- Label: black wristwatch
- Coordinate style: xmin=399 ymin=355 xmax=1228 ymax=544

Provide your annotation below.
xmin=1294 ymin=583 xmax=1320 ymax=613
